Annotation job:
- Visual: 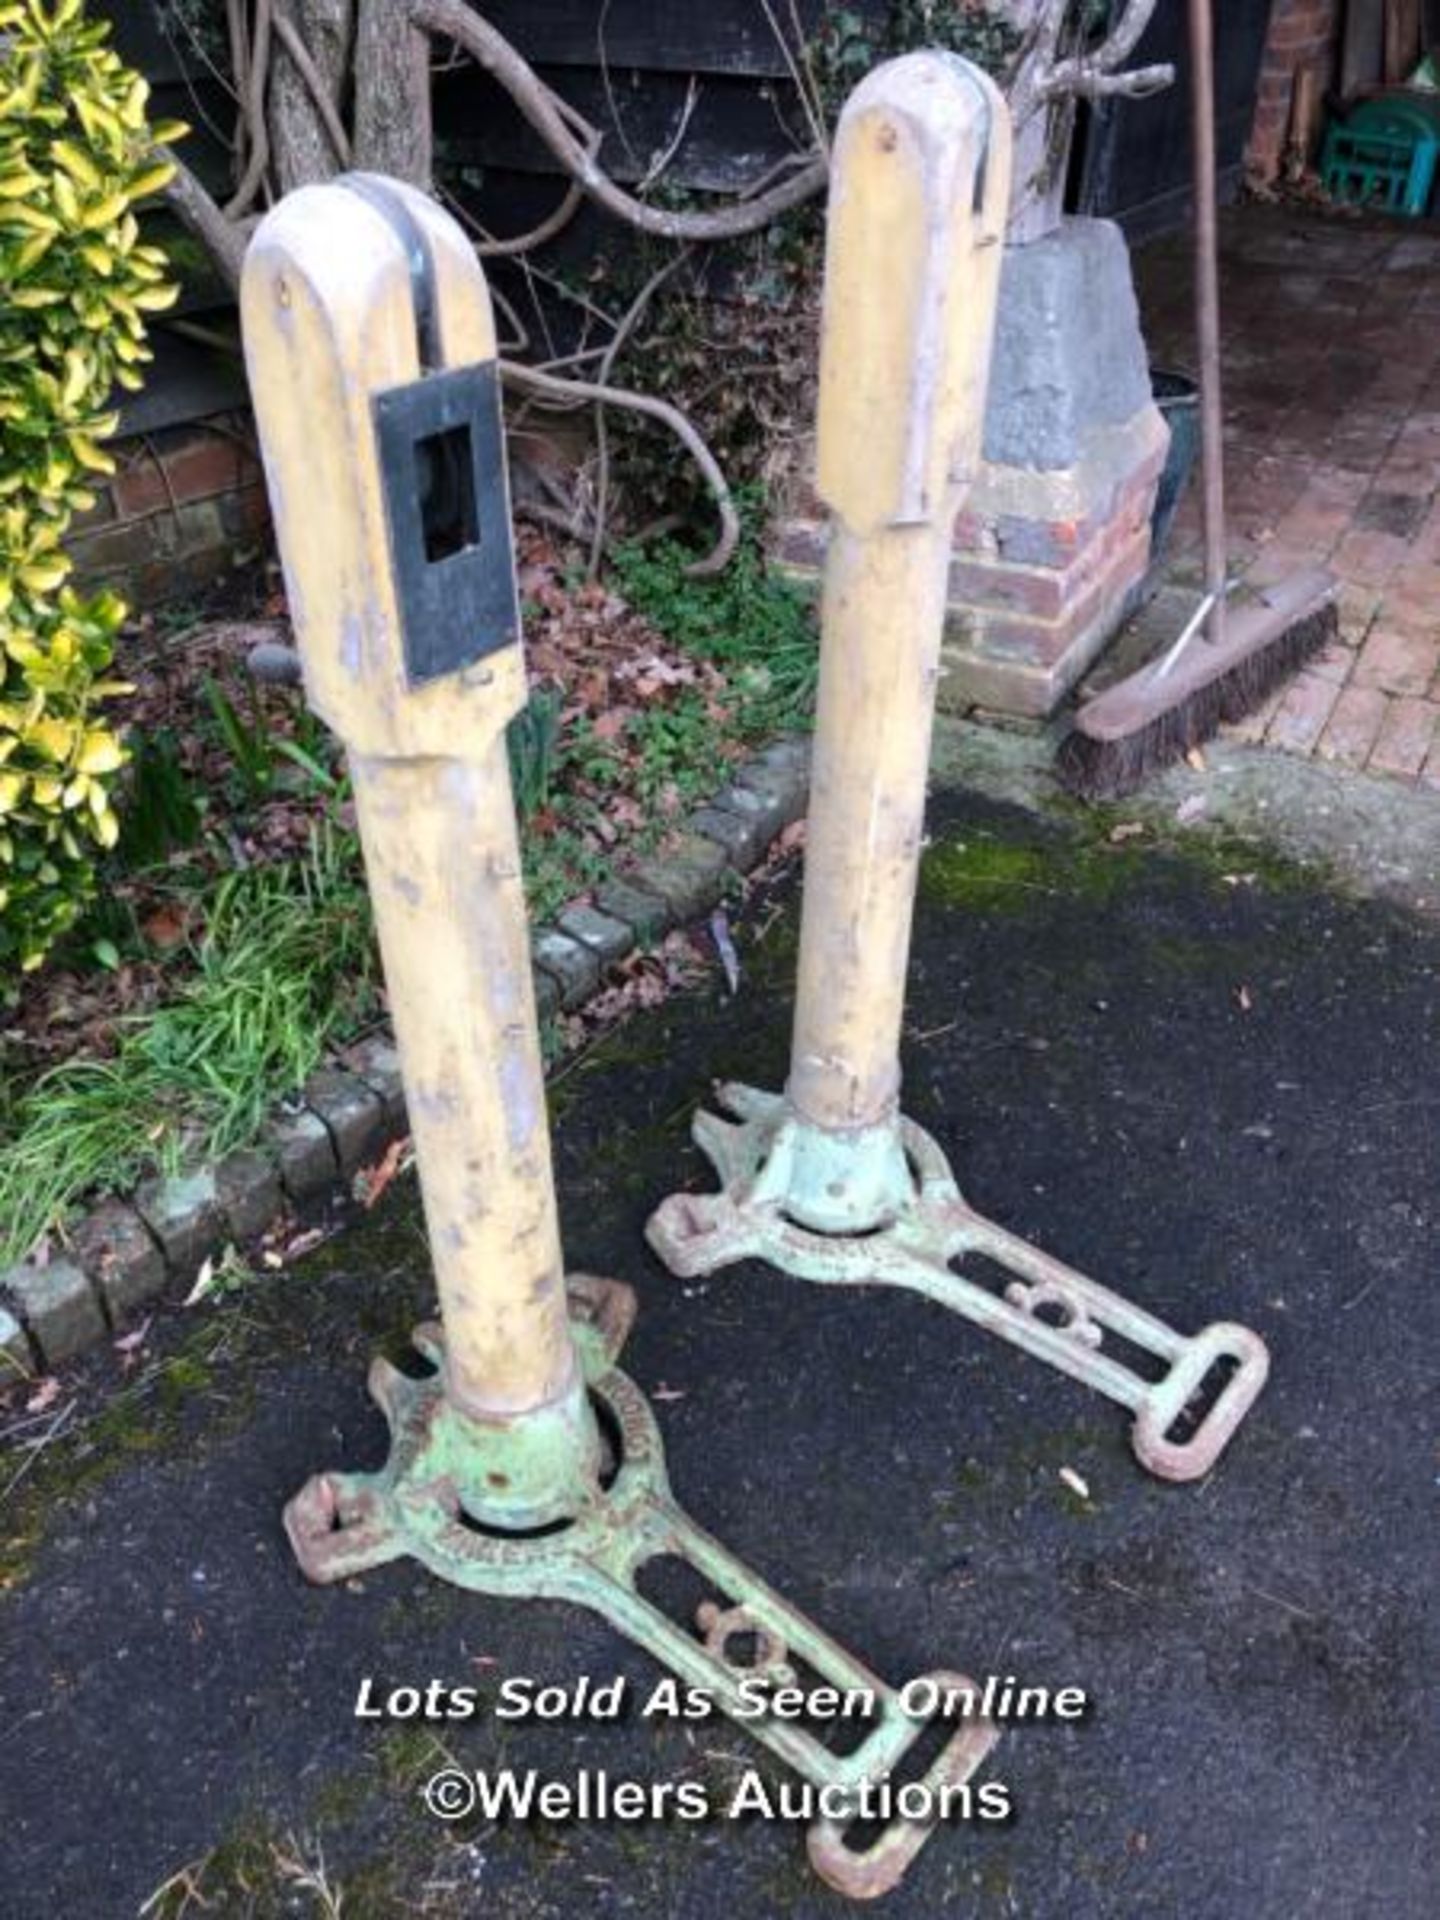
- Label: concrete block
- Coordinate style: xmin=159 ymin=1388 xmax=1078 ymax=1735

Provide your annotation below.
xmin=342 ymin=1033 xmax=407 ymax=1133
xmin=134 ymin=1170 xmax=226 ymax=1279
xmin=555 ymin=903 xmax=633 ymax=967
xmin=532 ymin=927 xmax=600 ymax=1010
xmin=731 ymin=758 xmax=808 ymax=834
xmin=303 ymin=1068 xmax=385 ymax=1177
xmin=1 ymin=1260 xmax=105 ymax=1367
xmin=594 ymin=876 xmax=672 ymax=946
xmin=215 ymin=1148 xmax=282 ymax=1242
xmin=265 ymin=1108 xmax=338 ymax=1202
xmin=687 ymin=804 xmax=765 ymax=870
xmin=70 ymin=1200 xmax=166 ymax=1322
xmin=983 ymin=218 xmax=1155 ymax=471
xmin=1 ymin=1305 xmax=34 ymax=1379
xmin=631 ymin=833 xmax=728 ymax=922
xmin=532 ymin=965 xmax=562 ymax=1024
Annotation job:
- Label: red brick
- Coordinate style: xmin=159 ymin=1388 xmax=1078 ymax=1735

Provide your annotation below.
xmin=1316 ymin=685 xmax=1389 ymax=766
xmin=1308 ymin=636 xmax=1356 ymax=685
xmin=1332 ymin=528 xmax=1411 ymax=587
xmin=1368 ymin=698 xmax=1439 ymax=779
xmin=1265 ymin=670 xmax=1341 ymax=754
xmin=1353 ymin=623 xmax=1440 ymax=697
xmin=110 ymin=432 xmax=258 ymax=519
xmin=1381 ymin=563 xmax=1440 ymax=628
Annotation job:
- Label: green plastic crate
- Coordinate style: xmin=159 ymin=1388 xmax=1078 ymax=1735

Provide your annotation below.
xmin=1321 ymin=98 xmax=1440 ymax=217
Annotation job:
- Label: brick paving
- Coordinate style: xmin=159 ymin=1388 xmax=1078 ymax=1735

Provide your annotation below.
xmin=1135 ymin=208 xmax=1440 ymax=789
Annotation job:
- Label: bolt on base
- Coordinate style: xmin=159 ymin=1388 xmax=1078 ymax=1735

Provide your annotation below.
xmin=285 ymin=1277 xmax=999 ymax=1901
xmin=647 ymin=1085 xmax=1270 ymax=1483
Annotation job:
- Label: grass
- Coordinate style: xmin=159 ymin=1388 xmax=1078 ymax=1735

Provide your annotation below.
xmin=0 ymin=513 xmax=818 ymax=1262
xmin=0 ymin=820 xmax=377 ymax=1265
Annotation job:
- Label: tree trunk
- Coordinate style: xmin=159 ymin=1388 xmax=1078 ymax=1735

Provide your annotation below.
xmin=271 ymin=0 xmax=355 ymax=192
xmin=1002 ymin=0 xmax=1074 ymax=243
xmin=352 ymin=0 xmax=432 ymax=183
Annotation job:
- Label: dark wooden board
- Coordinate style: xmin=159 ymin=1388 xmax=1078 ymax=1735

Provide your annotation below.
xmin=443 ymin=1 xmax=860 ymax=78
xmin=434 ymin=61 xmax=811 ymax=190
xmin=1076 ymin=0 xmax=1272 ymax=239
xmin=1341 ymin=0 xmax=1387 ymax=96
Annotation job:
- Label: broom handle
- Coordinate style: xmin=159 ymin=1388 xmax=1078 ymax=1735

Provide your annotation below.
xmin=1190 ymin=0 xmax=1227 ymax=647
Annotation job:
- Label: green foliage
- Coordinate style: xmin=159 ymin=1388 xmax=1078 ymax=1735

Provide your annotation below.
xmin=200 ymin=674 xmax=341 ymax=804
xmin=809 ymin=4 xmax=1024 ymax=118
xmin=507 ymin=683 xmax=564 ymax=823
xmin=0 ymin=0 xmax=184 ymax=976
xmin=116 ymin=724 xmax=201 ymax=865
xmin=0 ymin=821 xmax=376 ymax=1263
xmin=610 ymin=501 xmax=818 ymax=736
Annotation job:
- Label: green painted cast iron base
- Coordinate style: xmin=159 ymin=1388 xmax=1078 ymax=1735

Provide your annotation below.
xmin=284 ymin=1276 xmax=998 ymax=1900
xmin=646 ymin=1085 xmax=1269 ymax=1483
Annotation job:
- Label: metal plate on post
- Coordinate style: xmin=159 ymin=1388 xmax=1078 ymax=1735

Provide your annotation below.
xmin=373 ymin=359 xmax=520 ymax=686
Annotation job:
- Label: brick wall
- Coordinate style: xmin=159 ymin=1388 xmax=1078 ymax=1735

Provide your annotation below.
xmin=69 ymin=413 xmax=271 ymax=608
xmin=1247 ymin=0 xmax=1342 ymax=182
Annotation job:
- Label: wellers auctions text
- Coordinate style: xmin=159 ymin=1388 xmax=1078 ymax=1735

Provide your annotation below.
xmin=422 ymin=1766 xmax=1014 ymax=1826
xmin=356 ymin=1672 xmax=1089 ymax=1725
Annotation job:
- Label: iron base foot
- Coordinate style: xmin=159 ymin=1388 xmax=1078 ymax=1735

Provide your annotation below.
xmin=646 ymin=1085 xmax=1269 ymax=1483
xmin=285 ymin=1275 xmax=998 ymax=1899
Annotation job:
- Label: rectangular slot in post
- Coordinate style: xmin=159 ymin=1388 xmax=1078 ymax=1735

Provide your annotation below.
xmin=415 ymin=423 xmax=479 ymax=562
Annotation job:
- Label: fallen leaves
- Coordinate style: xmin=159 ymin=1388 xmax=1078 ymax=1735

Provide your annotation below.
xmin=353 ymin=1136 xmax=415 ymax=1211
xmin=25 ymin=1375 xmax=61 ymax=1414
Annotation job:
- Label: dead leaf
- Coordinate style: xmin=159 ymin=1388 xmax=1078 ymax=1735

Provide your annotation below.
xmin=354 ymin=1136 xmax=414 ymax=1211
xmin=709 ymin=910 xmax=741 ymax=996
xmin=1236 ymin=984 xmax=1254 ymax=1012
xmin=25 ymin=1376 xmax=61 ymax=1413
xmin=1175 ymin=794 xmax=1208 ymax=825
xmin=1184 ymin=746 xmax=1208 ymax=773
xmin=183 ymin=1257 xmax=217 ymax=1307
xmin=1108 ymin=821 xmax=1145 ymax=843
xmin=113 ymin=1319 xmax=152 ymax=1355
xmin=1059 ymin=1466 xmax=1090 ymax=1500
xmin=777 ymin=819 xmax=807 ymax=854
xmin=142 ymin=902 xmax=191 ymax=951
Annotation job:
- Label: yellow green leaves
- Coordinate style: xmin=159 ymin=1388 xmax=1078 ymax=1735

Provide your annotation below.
xmin=0 ymin=1 xmax=179 ymax=973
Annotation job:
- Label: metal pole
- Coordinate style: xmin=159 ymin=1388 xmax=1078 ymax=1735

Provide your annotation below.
xmin=1189 ymin=0 xmax=1228 ymax=646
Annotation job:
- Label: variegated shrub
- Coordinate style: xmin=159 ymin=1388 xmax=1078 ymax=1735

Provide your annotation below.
xmin=0 ymin=0 xmax=182 ymax=975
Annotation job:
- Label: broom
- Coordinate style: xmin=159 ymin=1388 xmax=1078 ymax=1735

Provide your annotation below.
xmin=1057 ymin=0 xmax=1337 ymax=801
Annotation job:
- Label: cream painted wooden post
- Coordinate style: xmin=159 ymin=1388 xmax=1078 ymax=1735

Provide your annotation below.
xmin=241 ymin=182 xmax=582 ymax=1440
xmin=786 ymin=57 xmax=1011 ymax=1226
xmin=647 ymin=60 xmax=1270 ymax=1485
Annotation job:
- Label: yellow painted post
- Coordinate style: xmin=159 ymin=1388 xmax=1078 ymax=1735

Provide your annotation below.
xmin=242 ymin=180 xmax=585 ymax=1453
xmin=243 ymin=173 xmax=1001 ymax=1898
xmin=647 ymin=60 xmax=1270 ymax=1484
xmin=786 ymin=57 xmax=1010 ymax=1224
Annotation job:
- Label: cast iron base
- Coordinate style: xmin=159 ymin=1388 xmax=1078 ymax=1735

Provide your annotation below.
xmin=646 ymin=1085 xmax=1269 ymax=1483
xmin=284 ymin=1275 xmax=997 ymax=1900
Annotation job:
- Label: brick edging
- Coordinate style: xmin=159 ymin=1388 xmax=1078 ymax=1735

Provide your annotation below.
xmin=0 ymin=736 xmax=812 ymax=1377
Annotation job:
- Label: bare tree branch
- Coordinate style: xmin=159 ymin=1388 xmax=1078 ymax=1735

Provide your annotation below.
xmin=163 ymin=149 xmax=249 ymax=291
xmin=409 ymin=0 xmax=828 ymax=240
xmin=502 ymin=363 xmax=738 ymax=577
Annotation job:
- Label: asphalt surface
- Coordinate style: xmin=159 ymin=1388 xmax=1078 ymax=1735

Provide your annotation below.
xmin=4 ymin=788 xmax=1437 ymax=1918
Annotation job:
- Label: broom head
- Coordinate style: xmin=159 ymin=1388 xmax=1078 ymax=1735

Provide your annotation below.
xmin=1057 ymin=567 xmax=1338 ymax=800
